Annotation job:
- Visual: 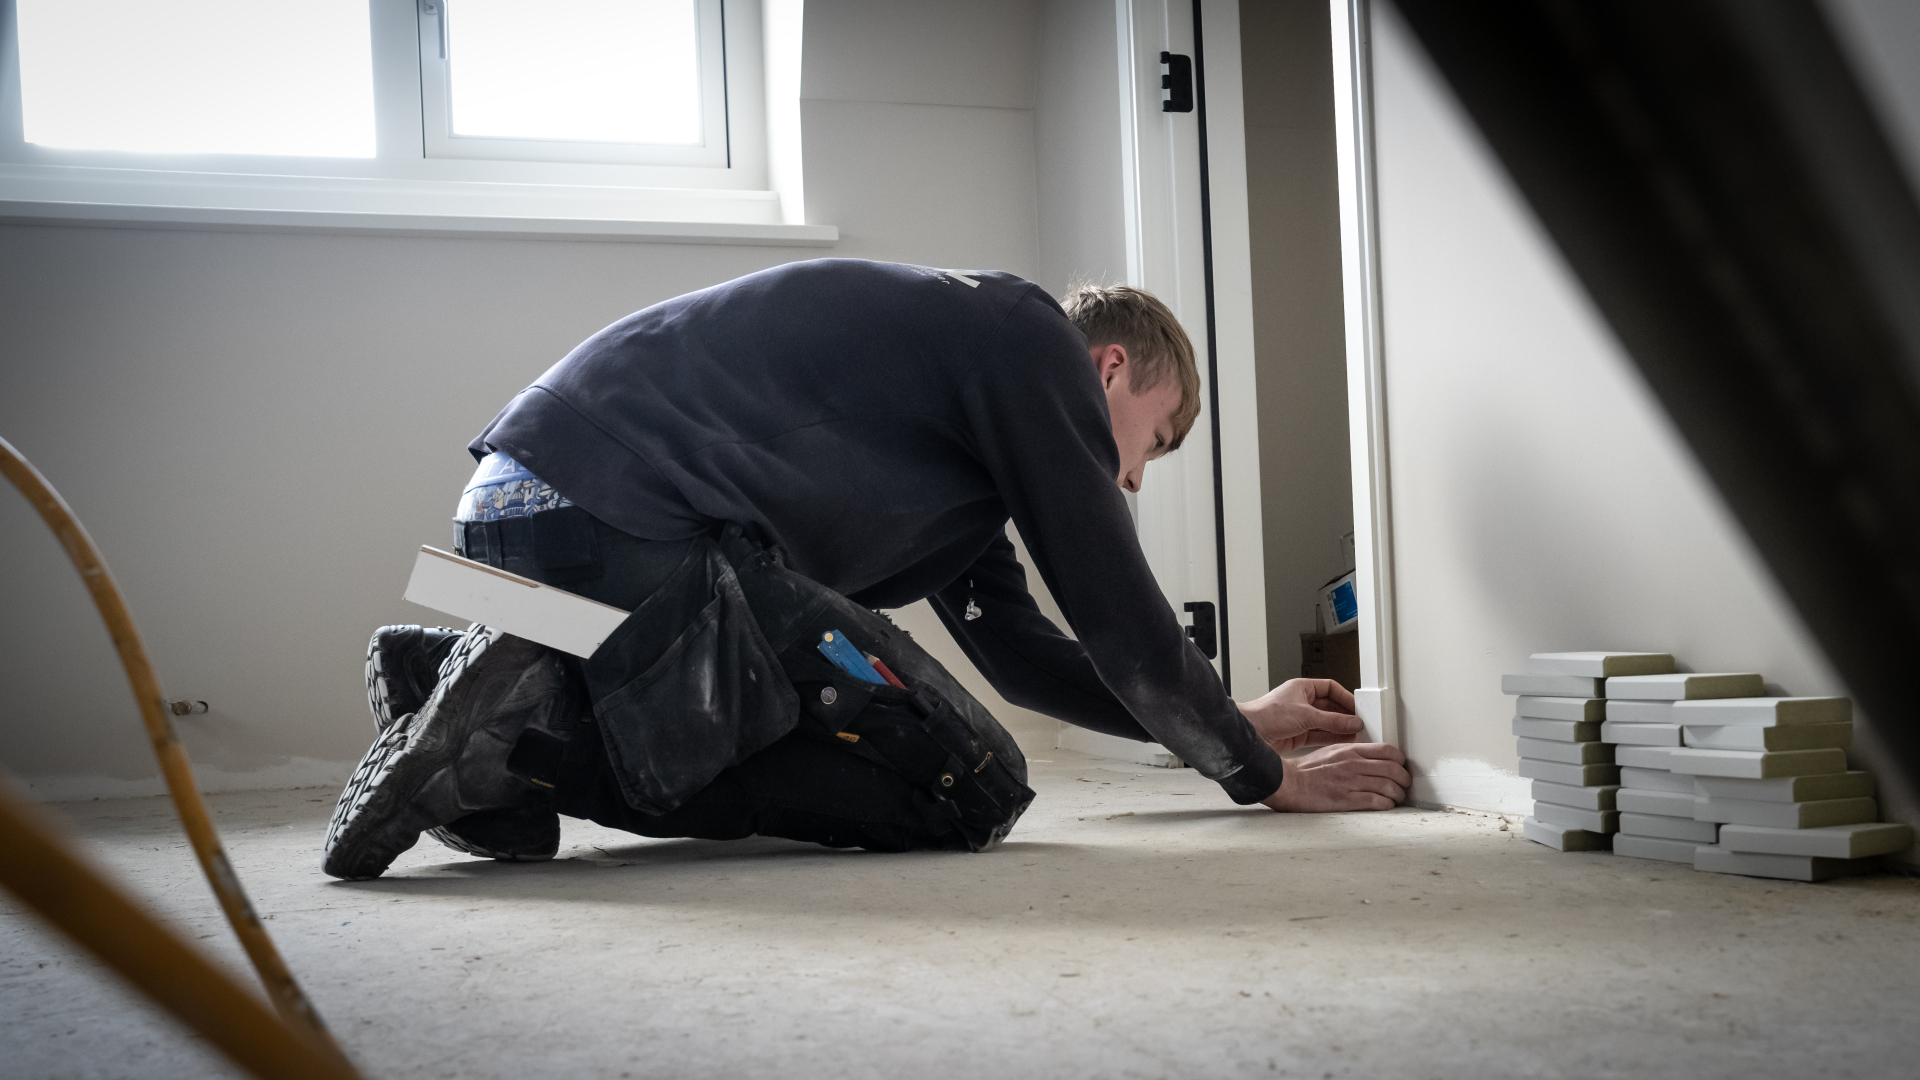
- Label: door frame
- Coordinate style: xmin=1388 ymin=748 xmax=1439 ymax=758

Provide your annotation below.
xmin=1329 ymin=0 xmax=1401 ymax=745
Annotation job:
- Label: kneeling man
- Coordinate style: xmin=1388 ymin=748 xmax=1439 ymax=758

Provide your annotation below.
xmin=325 ymin=259 xmax=1409 ymax=880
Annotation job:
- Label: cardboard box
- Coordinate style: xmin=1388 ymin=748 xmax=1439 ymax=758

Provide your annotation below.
xmin=1299 ymin=629 xmax=1360 ymax=691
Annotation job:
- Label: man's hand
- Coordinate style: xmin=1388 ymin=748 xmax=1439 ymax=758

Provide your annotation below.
xmin=1260 ymin=743 xmax=1411 ymax=812
xmin=1239 ymin=679 xmax=1409 ymax=812
xmin=1239 ymin=678 xmax=1365 ymax=755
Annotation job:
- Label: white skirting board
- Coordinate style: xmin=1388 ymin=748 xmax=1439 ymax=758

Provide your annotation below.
xmin=1054 ymin=726 xmax=1185 ymax=769
xmin=8 ymin=756 xmax=351 ymax=802
xmin=404 ymin=546 xmax=630 ymax=658
xmin=1411 ymin=758 xmax=1534 ymax=816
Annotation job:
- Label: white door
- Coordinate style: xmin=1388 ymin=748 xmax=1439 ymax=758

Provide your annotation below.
xmin=1118 ymin=0 xmax=1269 ymax=699
xmin=1058 ymin=0 xmax=1269 ymax=769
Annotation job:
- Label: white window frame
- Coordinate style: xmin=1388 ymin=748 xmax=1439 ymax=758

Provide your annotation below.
xmin=0 ymin=0 xmax=831 ymax=244
xmin=417 ymin=0 xmax=731 ymax=169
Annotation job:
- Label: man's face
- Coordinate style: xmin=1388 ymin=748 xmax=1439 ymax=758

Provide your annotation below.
xmin=1091 ymin=343 xmax=1182 ymax=493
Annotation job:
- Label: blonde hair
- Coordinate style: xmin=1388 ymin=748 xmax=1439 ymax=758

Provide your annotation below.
xmin=1061 ymin=283 xmax=1202 ymax=448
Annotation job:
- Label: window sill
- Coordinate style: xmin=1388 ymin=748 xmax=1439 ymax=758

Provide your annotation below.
xmin=0 ymin=198 xmax=839 ymax=245
xmin=0 ymin=165 xmax=836 ymax=246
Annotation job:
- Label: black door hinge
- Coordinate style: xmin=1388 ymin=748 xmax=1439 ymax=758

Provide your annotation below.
xmin=1184 ymin=601 xmax=1217 ymax=659
xmin=1161 ymin=51 xmax=1194 ymax=113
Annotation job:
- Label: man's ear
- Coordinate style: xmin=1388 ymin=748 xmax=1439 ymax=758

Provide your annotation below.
xmin=1091 ymin=343 xmax=1129 ymax=389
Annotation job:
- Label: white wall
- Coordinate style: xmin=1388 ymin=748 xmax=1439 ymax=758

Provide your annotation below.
xmin=0 ymin=1 xmax=1060 ymax=798
xmin=1034 ymin=0 xmax=1130 ymax=298
xmin=1369 ymin=1 xmax=1920 ymax=855
xmin=1239 ymin=0 xmax=1353 ymax=688
xmin=800 ymin=0 xmax=1041 ymax=274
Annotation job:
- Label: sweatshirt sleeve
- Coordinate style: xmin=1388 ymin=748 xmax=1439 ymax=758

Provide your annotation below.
xmin=929 ymin=534 xmax=1153 ymax=742
xmin=952 ymin=287 xmax=1286 ymax=805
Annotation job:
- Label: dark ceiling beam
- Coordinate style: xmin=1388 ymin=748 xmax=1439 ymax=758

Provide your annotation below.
xmin=1387 ymin=1 xmax=1920 ymax=787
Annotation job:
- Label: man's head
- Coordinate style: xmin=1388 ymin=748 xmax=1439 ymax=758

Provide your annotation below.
xmin=1062 ymin=284 xmax=1201 ymax=493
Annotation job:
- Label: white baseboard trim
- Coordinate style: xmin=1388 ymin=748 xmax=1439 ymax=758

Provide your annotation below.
xmin=1056 ymin=726 xmax=1186 ymax=769
xmin=14 ymin=756 xmax=352 ymax=803
xmin=1410 ymin=757 xmax=1532 ymax=816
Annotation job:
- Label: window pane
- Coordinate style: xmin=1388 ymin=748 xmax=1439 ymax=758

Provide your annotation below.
xmin=446 ymin=0 xmax=703 ymax=145
xmin=17 ymin=0 xmax=374 ymax=158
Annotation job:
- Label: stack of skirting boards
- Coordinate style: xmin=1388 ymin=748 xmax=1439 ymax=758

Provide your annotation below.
xmin=1507 ymin=652 xmax=1670 ymax=852
xmin=1606 ymin=671 xmax=1766 ymax=865
xmin=1508 ymin=652 xmax=1915 ymax=881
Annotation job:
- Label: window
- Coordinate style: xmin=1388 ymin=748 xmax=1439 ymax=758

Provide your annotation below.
xmin=421 ymin=0 xmax=727 ymax=167
xmin=0 ymin=0 xmax=820 ymax=239
xmin=18 ymin=0 xmax=375 ymax=158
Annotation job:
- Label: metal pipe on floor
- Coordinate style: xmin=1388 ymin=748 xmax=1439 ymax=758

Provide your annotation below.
xmin=0 ymin=435 xmax=349 ymax=1063
xmin=0 ymin=781 xmax=361 ymax=1080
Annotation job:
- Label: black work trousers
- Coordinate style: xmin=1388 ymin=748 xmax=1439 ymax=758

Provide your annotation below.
xmin=455 ymin=507 xmax=1031 ymax=852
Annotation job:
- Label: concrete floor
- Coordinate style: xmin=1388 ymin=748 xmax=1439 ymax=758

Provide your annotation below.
xmin=6 ymin=751 xmax=1920 ymax=1080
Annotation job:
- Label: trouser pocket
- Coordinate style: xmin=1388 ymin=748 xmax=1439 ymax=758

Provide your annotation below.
xmin=583 ymin=539 xmax=798 ymax=815
xmin=790 ymin=657 xmax=1034 ymax=852
xmin=726 ymin=534 xmax=1029 ymax=791
xmin=718 ymin=534 xmax=1032 ymax=850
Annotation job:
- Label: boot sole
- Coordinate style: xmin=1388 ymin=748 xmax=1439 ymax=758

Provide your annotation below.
xmin=366 ymin=624 xmax=562 ymax=863
xmin=324 ymin=629 xmax=548 ymax=879
xmin=365 ymin=623 xmax=463 ymax=733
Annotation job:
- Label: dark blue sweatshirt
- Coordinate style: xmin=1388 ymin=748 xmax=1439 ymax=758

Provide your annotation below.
xmin=470 ymin=259 xmax=1285 ymax=804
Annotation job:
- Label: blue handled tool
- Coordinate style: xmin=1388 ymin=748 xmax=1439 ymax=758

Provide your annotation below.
xmin=817 ymin=630 xmax=887 ymax=685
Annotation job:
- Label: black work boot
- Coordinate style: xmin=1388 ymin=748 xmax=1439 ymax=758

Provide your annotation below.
xmin=325 ymin=627 xmax=576 ymax=880
xmin=363 ymin=624 xmax=564 ymax=863
xmin=366 ymin=624 xmax=461 ymax=731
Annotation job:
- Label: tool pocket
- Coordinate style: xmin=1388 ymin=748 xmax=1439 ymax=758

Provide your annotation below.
xmin=584 ymin=539 xmax=797 ymax=815
xmin=789 ymin=652 xmax=1034 ymax=852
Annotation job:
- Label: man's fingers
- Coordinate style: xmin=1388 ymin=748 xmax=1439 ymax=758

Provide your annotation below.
xmin=1286 ymin=678 xmax=1356 ymax=715
xmin=1348 ymin=757 xmax=1412 ymax=787
xmin=1357 ymin=776 xmax=1407 ymax=803
xmin=1345 ymin=741 xmax=1407 ymax=762
xmin=1320 ymin=680 xmax=1357 ymax=714
xmin=1303 ymin=731 xmax=1359 ymax=746
xmin=1338 ymin=791 xmax=1395 ymax=812
xmin=1313 ymin=710 xmax=1367 ymax=736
